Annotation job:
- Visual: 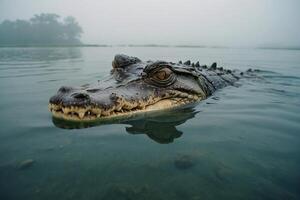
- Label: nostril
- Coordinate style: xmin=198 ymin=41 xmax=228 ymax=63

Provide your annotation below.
xmin=59 ymin=86 xmax=72 ymax=93
xmin=71 ymin=93 xmax=90 ymax=100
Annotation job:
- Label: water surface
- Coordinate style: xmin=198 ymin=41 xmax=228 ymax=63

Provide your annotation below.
xmin=0 ymin=47 xmax=300 ymax=200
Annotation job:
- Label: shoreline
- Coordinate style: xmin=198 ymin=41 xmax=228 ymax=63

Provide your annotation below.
xmin=0 ymin=44 xmax=299 ymax=50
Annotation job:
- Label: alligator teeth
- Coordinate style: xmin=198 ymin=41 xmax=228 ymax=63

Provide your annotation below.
xmin=101 ymin=110 xmax=110 ymax=116
xmin=51 ymin=104 xmax=60 ymax=111
xmin=115 ymin=102 xmax=124 ymax=111
xmin=179 ymin=93 xmax=188 ymax=97
xmin=188 ymin=95 xmax=194 ymax=99
xmin=62 ymin=107 xmax=70 ymax=114
xmin=123 ymin=103 xmax=133 ymax=110
xmin=91 ymin=108 xmax=101 ymax=114
xmin=78 ymin=112 xmax=85 ymax=119
xmin=193 ymin=96 xmax=199 ymax=100
xmin=115 ymin=106 xmax=122 ymax=111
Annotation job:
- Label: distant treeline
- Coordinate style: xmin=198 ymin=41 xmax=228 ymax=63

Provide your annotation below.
xmin=0 ymin=13 xmax=83 ymax=46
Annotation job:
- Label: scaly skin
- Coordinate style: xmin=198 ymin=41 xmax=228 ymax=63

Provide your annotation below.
xmin=49 ymin=54 xmax=242 ymax=121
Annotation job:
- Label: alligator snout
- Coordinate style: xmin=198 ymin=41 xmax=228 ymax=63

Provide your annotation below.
xmin=71 ymin=92 xmax=90 ymax=100
xmin=50 ymin=85 xmax=94 ymax=107
xmin=58 ymin=86 xmax=91 ymax=101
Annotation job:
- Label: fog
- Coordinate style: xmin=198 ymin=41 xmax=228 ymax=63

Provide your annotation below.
xmin=0 ymin=0 xmax=299 ymax=47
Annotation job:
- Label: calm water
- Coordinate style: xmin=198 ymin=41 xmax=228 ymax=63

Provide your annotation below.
xmin=0 ymin=47 xmax=299 ymax=200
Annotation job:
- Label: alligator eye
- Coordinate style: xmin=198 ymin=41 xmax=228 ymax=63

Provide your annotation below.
xmin=152 ymin=68 xmax=172 ymax=80
xmin=153 ymin=68 xmax=172 ymax=80
xmin=147 ymin=67 xmax=176 ymax=87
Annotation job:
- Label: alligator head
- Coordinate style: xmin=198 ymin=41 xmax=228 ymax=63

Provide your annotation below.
xmin=49 ymin=54 xmax=230 ymax=121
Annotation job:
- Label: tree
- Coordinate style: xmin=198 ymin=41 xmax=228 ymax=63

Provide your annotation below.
xmin=0 ymin=13 xmax=83 ymax=45
xmin=63 ymin=16 xmax=83 ymax=44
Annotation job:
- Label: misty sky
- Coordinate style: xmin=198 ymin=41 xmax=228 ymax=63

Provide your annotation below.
xmin=0 ymin=0 xmax=299 ymax=46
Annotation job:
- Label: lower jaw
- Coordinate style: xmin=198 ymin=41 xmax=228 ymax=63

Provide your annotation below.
xmin=49 ymin=98 xmax=201 ymax=122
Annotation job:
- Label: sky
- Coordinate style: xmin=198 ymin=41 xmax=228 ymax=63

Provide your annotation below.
xmin=0 ymin=0 xmax=299 ymax=47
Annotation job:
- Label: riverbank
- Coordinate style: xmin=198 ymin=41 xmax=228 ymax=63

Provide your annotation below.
xmin=0 ymin=44 xmax=299 ymax=50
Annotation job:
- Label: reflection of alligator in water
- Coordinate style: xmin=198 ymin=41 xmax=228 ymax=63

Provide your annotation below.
xmin=52 ymin=107 xmax=198 ymax=144
xmin=125 ymin=108 xmax=198 ymax=144
xmin=49 ymin=54 xmax=246 ymax=122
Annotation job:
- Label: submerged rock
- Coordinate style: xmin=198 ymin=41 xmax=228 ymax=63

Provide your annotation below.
xmin=18 ymin=159 xmax=35 ymax=170
xmin=174 ymin=155 xmax=195 ymax=170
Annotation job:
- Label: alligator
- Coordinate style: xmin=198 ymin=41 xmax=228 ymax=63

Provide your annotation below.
xmin=49 ymin=54 xmax=246 ymax=122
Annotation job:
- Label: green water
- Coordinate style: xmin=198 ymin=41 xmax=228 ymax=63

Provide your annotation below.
xmin=0 ymin=47 xmax=300 ymax=200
